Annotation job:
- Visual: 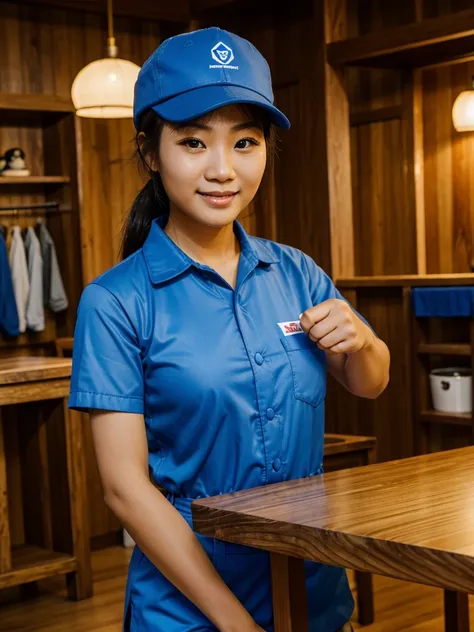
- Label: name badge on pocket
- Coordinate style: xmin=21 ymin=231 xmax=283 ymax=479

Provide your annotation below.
xmin=277 ymin=320 xmax=304 ymax=336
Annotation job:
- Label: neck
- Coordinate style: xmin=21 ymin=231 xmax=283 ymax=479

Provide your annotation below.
xmin=164 ymin=207 xmax=240 ymax=265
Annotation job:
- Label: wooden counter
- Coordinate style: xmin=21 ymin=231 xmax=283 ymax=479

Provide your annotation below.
xmin=193 ymin=446 xmax=474 ymax=632
xmin=0 ymin=357 xmax=92 ymax=599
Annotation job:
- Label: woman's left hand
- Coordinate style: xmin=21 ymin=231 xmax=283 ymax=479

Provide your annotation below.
xmin=299 ymin=299 xmax=373 ymax=355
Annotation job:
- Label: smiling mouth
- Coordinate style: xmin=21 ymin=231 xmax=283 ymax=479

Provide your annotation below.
xmin=198 ymin=191 xmax=238 ymax=198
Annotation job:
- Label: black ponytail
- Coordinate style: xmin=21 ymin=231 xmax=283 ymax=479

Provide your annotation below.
xmin=121 ymin=105 xmax=276 ymax=260
xmin=120 ymin=110 xmax=169 ymax=260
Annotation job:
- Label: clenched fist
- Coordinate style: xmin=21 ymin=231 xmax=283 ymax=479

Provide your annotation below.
xmin=299 ymin=299 xmax=373 ymax=355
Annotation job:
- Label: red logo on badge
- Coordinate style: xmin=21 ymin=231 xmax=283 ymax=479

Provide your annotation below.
xmin=284 ymin=322 xmax=301 ymax=334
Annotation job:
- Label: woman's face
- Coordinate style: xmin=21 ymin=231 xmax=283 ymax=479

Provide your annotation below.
xmin=156 ymin=105 xmax=267 ymax=228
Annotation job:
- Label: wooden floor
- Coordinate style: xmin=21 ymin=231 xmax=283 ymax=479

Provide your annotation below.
xmin=0 ymin=547 xmax=472 ymax=631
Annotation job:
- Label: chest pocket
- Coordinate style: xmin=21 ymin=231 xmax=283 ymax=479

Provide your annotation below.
xmin=280 ymin=333 xmax=326 ymax=408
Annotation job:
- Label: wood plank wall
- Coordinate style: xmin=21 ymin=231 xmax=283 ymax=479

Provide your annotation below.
xmin=3 ymin=0 xmax=474 ymax=544
xmin=0 ymin=1 xmax=185 ymax=544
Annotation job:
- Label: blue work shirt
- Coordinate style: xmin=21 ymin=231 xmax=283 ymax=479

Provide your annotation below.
xmin=69 ymin=215 xmax=361 ymax=631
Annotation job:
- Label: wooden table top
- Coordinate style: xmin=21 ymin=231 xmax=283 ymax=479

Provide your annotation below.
xmin=192 ymin=447 xmax=474 ymax=593
xmin=0 ymin=357 xmax=72 ymax=385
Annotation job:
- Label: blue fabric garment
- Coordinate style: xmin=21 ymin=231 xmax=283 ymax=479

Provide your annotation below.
xmin=0 ymin=232 xmax=19 ymax=337
xmin=69 ymin=216 xmax=369 ymax=632
xmin=412 ymin=286 xmax=474 ymax=317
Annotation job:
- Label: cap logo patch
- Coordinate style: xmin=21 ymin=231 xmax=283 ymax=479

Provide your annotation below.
xmin=209 ymin=42 xmax=238 ymax=70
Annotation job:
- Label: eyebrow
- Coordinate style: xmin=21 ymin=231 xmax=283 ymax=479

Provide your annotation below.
xmin=172 ymin=121 xmax=263 ymax=133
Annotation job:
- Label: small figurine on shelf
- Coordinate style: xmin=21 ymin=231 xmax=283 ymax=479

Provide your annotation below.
xmin=0 ymin=148 xmax=30 ymax=177
xmin=0 ymin=154 xmax=6 ymax=174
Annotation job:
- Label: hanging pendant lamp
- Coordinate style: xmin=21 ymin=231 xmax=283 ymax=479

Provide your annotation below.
xmin=71 ymin=0 xmax=140 ymax=119
xmin=452 ymin=76 xmax=474 ymax=132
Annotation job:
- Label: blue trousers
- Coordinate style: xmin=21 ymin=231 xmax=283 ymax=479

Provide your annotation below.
xmin=124 ymin=496 xmax=354 ymax=631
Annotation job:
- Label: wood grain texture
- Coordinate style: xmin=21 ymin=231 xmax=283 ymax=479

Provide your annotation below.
xmin=19 ymin=0 xmax=190 ymax=22
xmin=0 ymin=546 xmax=473 ymax=631
xmin=0 ymin=545 xmax=76 ymax=590
xmin=0 ymin=92 xmax=73 ymax=112
xmin=0 ymin=412 xmax=12 ymax=573
xmin=323 ymin=433 xmax=376 ymax=457
xmin=271 ymin=554 xmax=308 ymax=632
xmin=322 ymin=433 xmax=376 ymax=626
xmin=0 ymin=358 xmax=91 ymax=597
xmin=192 ymin=447 xmax=474 ymax=593
xmin=327 ymin=7 xmax=474 ymax=69
xmin=63 ymin=403 xmax=92 ymax=599
xmin=0 ymin=357 xmax=71 ymax=385
xmin=0 ymin=1 xmax=174 ymax=537
xmin=337 ymin=273 xmax=474 ymax=286
xmin=327 ymin=284 xmax=414 ymax=462
xmin=316 ymin=0 xmax=355 ymax=279
xmin=423 ymin=60 xmax=474 ymax=273
xmin=445 ymin=590 xmax=470 ymax=632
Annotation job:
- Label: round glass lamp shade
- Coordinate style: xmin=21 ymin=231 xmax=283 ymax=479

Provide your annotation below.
xmin=452 ymin=89 xmax=474 ymax=132
xmin=71 ymin=57 xmax=140 ymax=119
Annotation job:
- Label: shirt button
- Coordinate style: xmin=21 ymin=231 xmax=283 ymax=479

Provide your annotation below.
xmin=266 ymin=408 xmax=275 ymax=420
xmin=272 ymin=458 xmax=282 ymax=472
xmin=255 ymin=353 xmax=264 ymax=365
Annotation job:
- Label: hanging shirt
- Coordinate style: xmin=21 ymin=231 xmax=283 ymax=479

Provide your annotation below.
xmin=9 ymin=226 xmax=29 ymax=334
xmin=0 ymin=232 xmax=19 ymax=337
xmin=68 ymin=216 xmax=373 ymax=631
xmin=24 ymin=226 xmax=45 ymax=332
xmin=37 ymin=222 xmax=68 ymax=312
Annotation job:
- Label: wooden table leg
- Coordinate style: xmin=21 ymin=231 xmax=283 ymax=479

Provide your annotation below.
xmin=270 ymin=553 xmax=309 ymax=632
xmin=444 ymin=590 xmax=470 ymax=632
xmin=63 ymin=403 xmax=92 ymax=600
xmin=0 ymin=410 xmax=12 ymax=573
xmin=355 ymin=570 xmax=374 ymax=625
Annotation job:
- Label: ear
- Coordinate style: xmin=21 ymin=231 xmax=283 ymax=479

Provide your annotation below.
xmin=138 ymin=132 xmax=159 ymax=172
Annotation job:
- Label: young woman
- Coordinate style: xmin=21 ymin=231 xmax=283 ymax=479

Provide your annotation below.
xmin=69 ymin=27 xmax=390 ymax=632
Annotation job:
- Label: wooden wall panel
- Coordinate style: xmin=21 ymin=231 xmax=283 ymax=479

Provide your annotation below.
xmin=346 ymin=0 xmax=419 ymax=278
xmin=422 ymin=61 xmax=474 ymax=273
xmin=351 ymin=118 xmax=417 ymax=275
xmin=0 ymin=1 xmax=185 ymax=541
xmin=328 ymin=287 xmax=414 ymax=462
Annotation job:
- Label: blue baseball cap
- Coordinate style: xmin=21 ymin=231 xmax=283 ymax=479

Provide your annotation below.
xmin=133 ymin=27 xmax=290 ymax=130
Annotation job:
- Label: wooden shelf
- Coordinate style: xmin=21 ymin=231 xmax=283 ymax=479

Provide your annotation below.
xmin=327 ymin=8 xmax=474 ymax=69
xmin=0 ymin=176 xmax=70 ymax=185
xmin=0 ymin=92 xmax=74 ymax=113
xmin=417 ymin=343 xmax=471 ymax=356
xmin=420 ymin=410 xmax=473 ymax=426
xmin=337 ymin=274 xmax=474 ymax=288
xmin=0 ymin=545 xmax=77 ymax=590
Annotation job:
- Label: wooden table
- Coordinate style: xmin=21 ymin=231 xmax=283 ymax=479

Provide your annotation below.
xmin=0 ymin=356 xmax=92 ymax=599
xmin=192 ymin=446 xmax=474 ymax=632
xmin=323 ymin=433 xmax=376 ymax=625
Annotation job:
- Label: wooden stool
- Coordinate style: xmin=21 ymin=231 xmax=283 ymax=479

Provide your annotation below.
xmin=324 ymin=433 xmax=377 ymax=626
xmin=0 ymin=356 xmax=92 ymax=600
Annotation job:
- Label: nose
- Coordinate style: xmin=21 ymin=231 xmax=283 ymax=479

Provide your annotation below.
xmin=204 ymin=146 xmax=236 ymax=183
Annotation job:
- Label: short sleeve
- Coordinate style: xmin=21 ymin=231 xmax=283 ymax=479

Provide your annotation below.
xmin=68 ymin=283 xmax=144 ymax=414
xmin=303 ymin=254 xmax=375 ymax=332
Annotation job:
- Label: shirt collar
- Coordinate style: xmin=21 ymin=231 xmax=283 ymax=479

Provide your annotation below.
xmin=142 ymin=215 xmax=280 ymax=285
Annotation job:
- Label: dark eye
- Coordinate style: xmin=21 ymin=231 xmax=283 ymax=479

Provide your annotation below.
xmin=235 ymin=138 xmax=258 ymax=149
xmin=180 ymin=138 xmax=204 ymax=149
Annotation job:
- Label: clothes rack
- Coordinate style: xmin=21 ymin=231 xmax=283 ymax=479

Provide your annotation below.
xmin=0 ymin=202 xmax=71 ymax=217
